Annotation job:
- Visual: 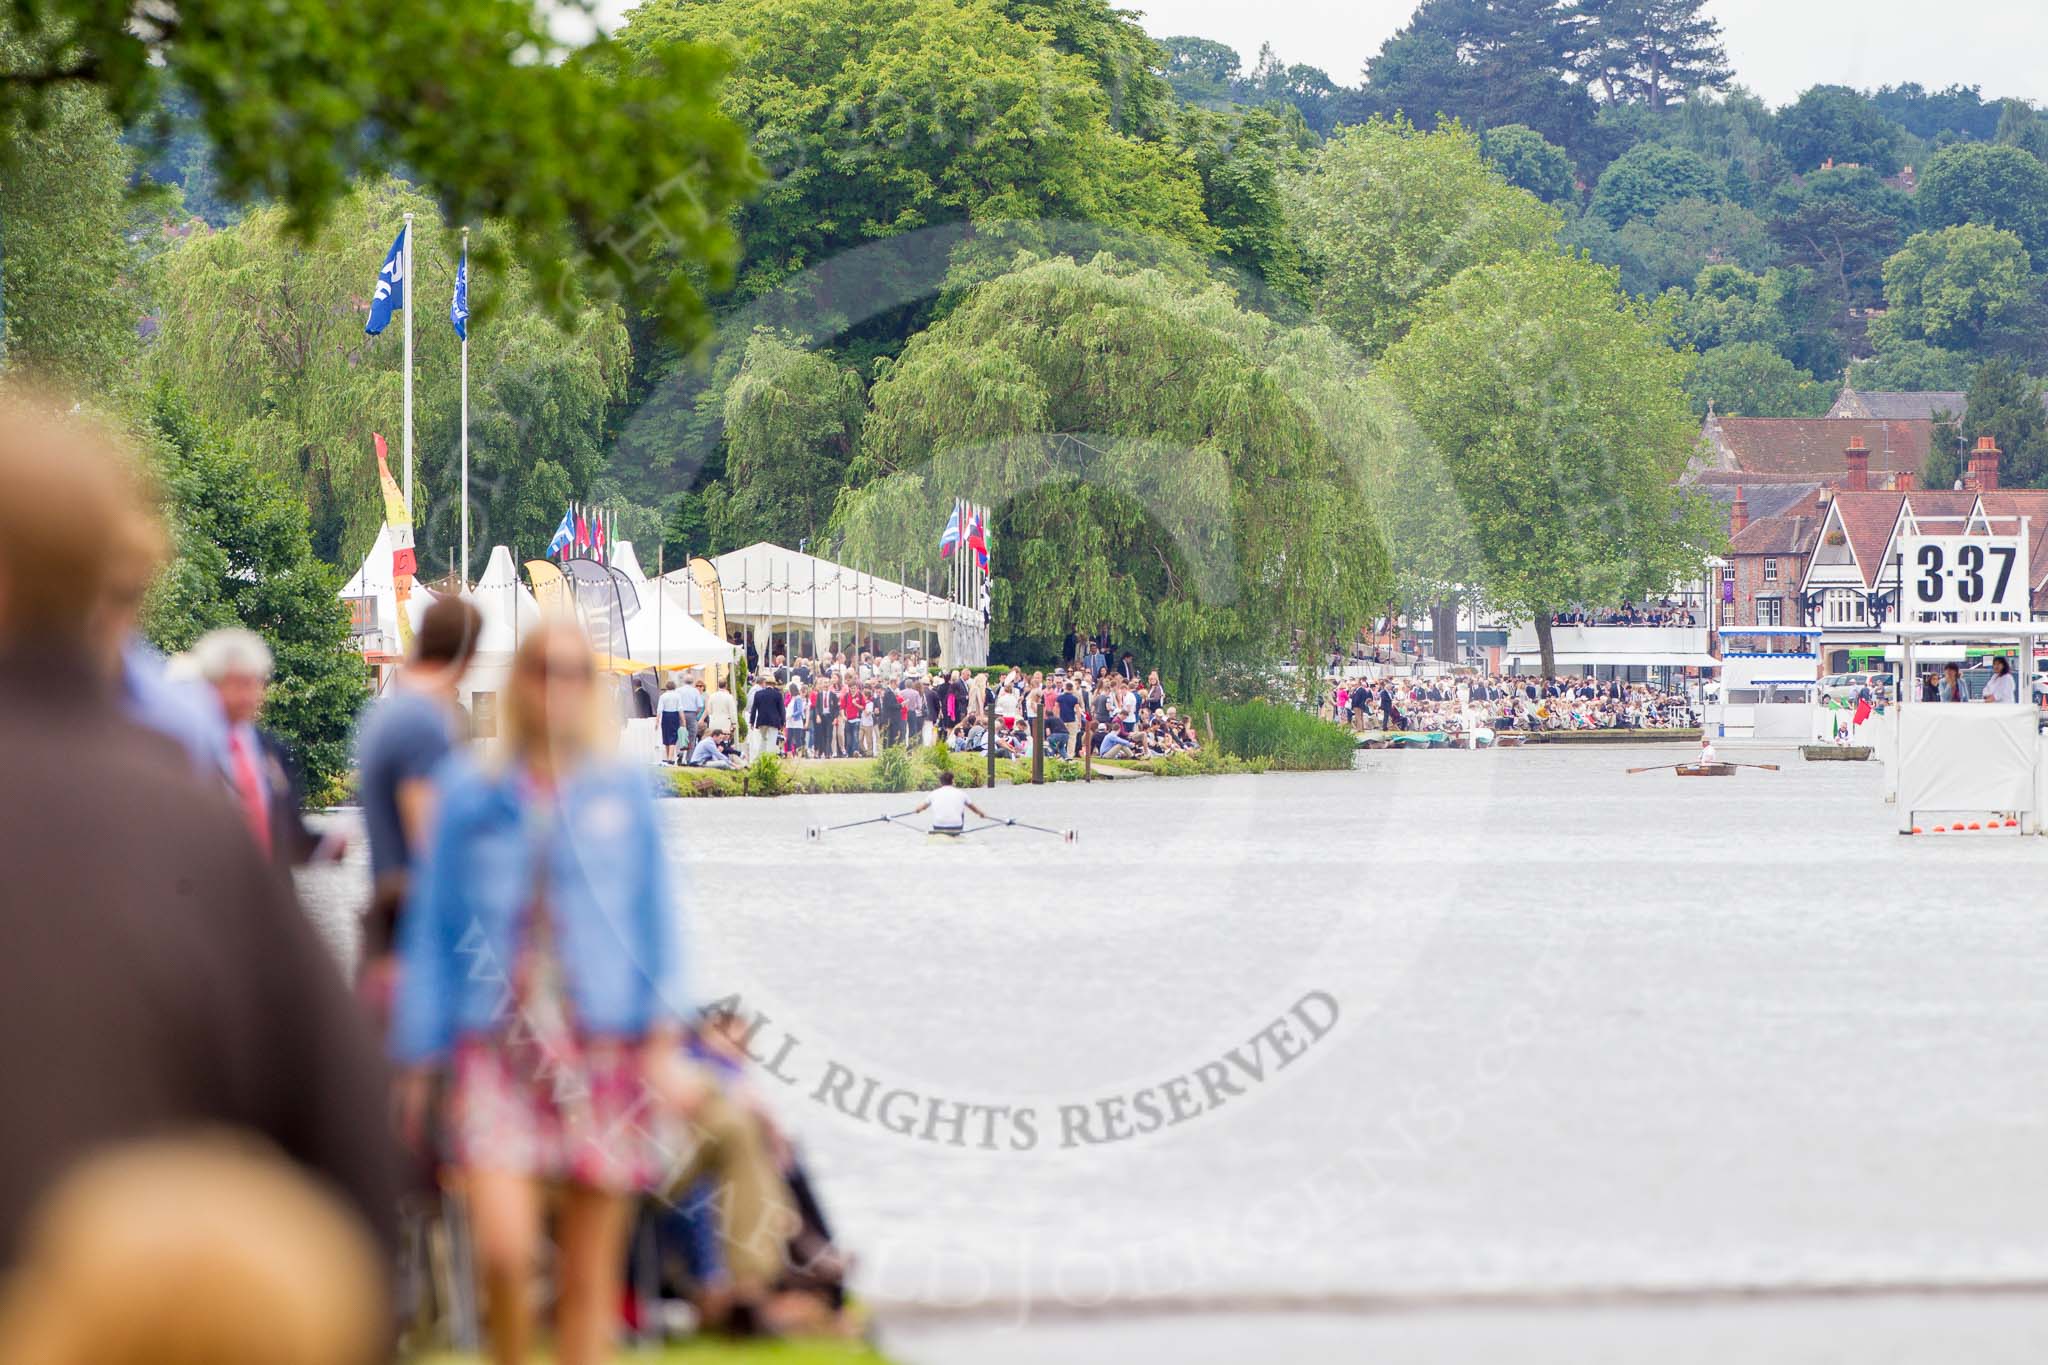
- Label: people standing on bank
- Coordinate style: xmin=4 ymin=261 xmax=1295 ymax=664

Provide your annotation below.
xmin=747 ymin=669 xmax=786 ymax=760
xmin=1983 ymin=655 xmax=2018 ymax=704
xmin=391 ymin=620 xmax=696 ymax=1365
xmin=353 ymin=596 xmax=482 ymax=1002
xmin=704 ymin=676 xmax=737 ymax=743
xmin=658 ymin=679 xmax=686 ymax=763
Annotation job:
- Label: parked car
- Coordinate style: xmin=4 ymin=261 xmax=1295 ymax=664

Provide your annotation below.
xmin=1818 ymin=672 xmax=1891 ymax=705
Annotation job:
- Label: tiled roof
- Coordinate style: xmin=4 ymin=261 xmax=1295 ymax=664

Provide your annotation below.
xmin=1826 ymin=389 xmax=1966 ymax=422
xmin=1728 ymin=512 xmax=1818 ymax=557
xmin=1698 ymin=482 xmax=1823 ymax=532
xmin=1703 ymin=417 xmax=1933 ymax=481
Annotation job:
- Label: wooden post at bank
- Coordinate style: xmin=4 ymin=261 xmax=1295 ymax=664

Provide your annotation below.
xmin=1031 ymin=698 xmax=1045 ymax=784
xmin=1082 ymin=718 xmax=1093 ymax=782
xmin=986 ymin=698 xmax=997 ymax=790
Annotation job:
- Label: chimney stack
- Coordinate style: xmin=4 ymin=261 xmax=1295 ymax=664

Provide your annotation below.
xmin=1843 ymin=435 xmax=1870 ymax=492
xmin=1892 ymin=470 xmax=1915 ymax=492
xmin=1967 ymin=435 xmax=2001 ymax=492
xmin=1729 ymin=485 xmax=1749 ymax=536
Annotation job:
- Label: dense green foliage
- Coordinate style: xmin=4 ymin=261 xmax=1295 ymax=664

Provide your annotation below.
xmin=141 ymin=392 xmax=366 ymax=795
xmin=833 ymin=255 xmax=1393 ymax=691
xmin=1 ymin=0 xmax=757 ymax=342
xmin=1190 ymin=698 xmax=1358 ymax=770
xmin=146 ymin=183 xmax=631 ymax=570
xmin=1287 ymin=117 xmax=1562 ymax=358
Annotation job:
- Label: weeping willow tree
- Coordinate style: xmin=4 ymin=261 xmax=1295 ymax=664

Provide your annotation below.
xmin=147 ymin=179 xmax=629 ymax=570
xmin=832 ymin=254 xmax=1396 ymax=695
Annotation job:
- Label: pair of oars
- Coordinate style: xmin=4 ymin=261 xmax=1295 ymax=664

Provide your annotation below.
xmin=806 ymin=813 xmax=1078 ymax=841
xmin=1625 ymin=761 xmax=1780 ymax=774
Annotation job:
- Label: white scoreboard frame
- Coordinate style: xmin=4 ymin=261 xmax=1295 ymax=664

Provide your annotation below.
xmin=1897 ymin=532 xmax=2031 ymax=621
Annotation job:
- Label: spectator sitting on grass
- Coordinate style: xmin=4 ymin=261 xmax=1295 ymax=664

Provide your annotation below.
xmin=689 ymin=728 xmax=741 ymax=769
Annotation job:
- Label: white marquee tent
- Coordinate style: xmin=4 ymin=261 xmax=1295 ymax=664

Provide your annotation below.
xmin=656 ymin=541 xmax=987 ymax=666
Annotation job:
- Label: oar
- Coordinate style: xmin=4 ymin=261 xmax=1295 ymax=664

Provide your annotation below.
xmin=1727 ymin=762 xmax=1780 ymax=772
xmin=1000 ymin=818 xmax=1077 ymax=843
xmin=806 ymin=809 xmax=921 ymax=841
xmin=1626 ymin=763 xmax=1683 ymax=775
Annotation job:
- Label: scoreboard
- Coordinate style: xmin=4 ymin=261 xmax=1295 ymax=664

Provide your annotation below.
xmin=1899 ymin=534 xmax=2029 ymax=619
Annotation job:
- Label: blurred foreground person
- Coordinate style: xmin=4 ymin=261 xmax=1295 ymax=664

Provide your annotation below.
xmin=0 ymin=1138 xmax=386 ymax=1365
xmin=393 ymin=620 xmax=698 ymax=1365
xmin=353 ymin=594 xmax=482 ymax=999
xmin=0 ymin=392 xmax=397 ymax=1272
xmin=192 ymin=626 xmax=337 ymax=869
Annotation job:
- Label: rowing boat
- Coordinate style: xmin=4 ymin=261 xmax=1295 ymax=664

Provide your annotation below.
xmin=1676 ymin=762 xmax=1736 ymax=777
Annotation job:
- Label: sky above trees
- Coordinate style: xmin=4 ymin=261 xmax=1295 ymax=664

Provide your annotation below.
xmin=1085 ymin=0 xmax=2048 ymax=107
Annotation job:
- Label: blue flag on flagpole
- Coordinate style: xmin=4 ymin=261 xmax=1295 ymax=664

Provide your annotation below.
xmin=365 ymin=228 xmax=406 ymax=335
xmin=547 ymin=507 xmax=574 ymax=557
xmin=450 ymin=242 xmax=468 ymax=340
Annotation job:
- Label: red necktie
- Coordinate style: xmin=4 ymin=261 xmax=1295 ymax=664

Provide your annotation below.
xmin=229 ymin=731 xmax=271 ymax=853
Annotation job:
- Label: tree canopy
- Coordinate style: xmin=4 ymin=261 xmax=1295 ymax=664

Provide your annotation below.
xmin=1 ymin=0 xmax=756 ymax=341
xmin=834 ymin=254 xmax=1393 ymax=689
xmin=1383 ymin=248 xmax=1720 ymax=676
xmin=1287 ymin=117 xmax=1562 ymax=358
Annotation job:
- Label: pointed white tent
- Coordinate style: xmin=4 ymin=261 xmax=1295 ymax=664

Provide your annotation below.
xmin=339 ymin=523 xmax=403 ymax=657
xmin=622 ymin=588 xmax=741 ymax=668
xmin=610 ymin=540 xmax=649 ymax=587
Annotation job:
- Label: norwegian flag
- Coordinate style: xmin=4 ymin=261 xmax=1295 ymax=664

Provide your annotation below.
xmin=966 ymin=507 xmax=989 ymax=571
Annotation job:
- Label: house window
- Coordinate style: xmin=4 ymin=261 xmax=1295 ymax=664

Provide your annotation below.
xmin=1825 ymin=589 xmax=1867 ymax=627
xmin=1757 ymin=597 xmax=1782 ymax=626
xmin=1763 ymin=558 xmax=1779 ymax=583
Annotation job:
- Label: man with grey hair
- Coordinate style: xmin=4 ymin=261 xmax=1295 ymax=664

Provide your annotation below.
xmin=192 ymin=626 xmax=326 ymax=868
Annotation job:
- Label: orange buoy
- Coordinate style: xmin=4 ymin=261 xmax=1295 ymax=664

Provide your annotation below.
xmin=1932 ymin=825 xmax=1946 ymax=833
xmin=1968 ymin=822 xmax=1983 ymax=831
xmin=1911 ymin=827 xmax=1924 ymax=835
xmin=2006 ymin=819 xmax=2020 ymax=829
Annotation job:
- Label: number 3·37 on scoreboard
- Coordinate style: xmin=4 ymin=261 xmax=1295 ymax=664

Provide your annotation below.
xmin=1901 ymin=532 xmax=2030 ymax=619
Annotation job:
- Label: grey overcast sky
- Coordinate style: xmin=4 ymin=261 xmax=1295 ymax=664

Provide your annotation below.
xmin=1126 ymin=0 xmax=2048 ymax=107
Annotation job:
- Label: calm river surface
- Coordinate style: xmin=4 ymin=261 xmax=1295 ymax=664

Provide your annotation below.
xmin=298 ymin=744 xmax=2048 ymax=1361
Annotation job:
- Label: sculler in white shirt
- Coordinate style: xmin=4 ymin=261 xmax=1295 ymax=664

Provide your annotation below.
xmin=911 ymin=770 xmax=990 ymax=831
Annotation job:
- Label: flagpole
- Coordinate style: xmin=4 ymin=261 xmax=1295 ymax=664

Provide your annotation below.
xmin=459 ymin=225 xmax=470 ymax=586
xmin=401 ymin=211 xmax=414 ymax=516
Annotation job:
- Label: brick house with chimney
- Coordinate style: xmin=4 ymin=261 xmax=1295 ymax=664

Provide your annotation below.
xmin=1794 ymin=436 xmax=2048 ymax=671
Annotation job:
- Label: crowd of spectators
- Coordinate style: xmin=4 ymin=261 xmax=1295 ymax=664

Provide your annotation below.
xmin=1331 ymin=674 xmax=1699 ymax=736
xmin=658 ymin=648 xmax=1205 ymax=765
xmin=1549 ymin=600 xmax=1699 ymax=628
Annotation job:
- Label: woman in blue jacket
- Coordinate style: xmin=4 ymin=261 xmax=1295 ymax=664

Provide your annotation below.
xmin=392 ymin=619 xmax=698 ymax=1365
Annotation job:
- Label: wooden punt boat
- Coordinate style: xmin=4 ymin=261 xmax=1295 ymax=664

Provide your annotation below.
xmin=1675 ymin=762 xmax=1736 ymax=777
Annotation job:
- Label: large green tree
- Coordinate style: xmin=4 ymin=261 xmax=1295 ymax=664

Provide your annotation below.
xmin=1767 ymin=165 xmax=1912 ymax=336
xmin=619 ymin=0 xmax=1216 ymax=304
xmin=1286 ymin=116 xmax=1562 ymax=358
xmin=1383 ymin=248 xmax=1720 ymax=677
xmin=148 ymin=181 xmax=630 ymax=571
xmin=713 ymin=332 xmax=865 ymax=551
xmin=0 ymin=62 xmax=136 ymax=392
xmin=1770 ymin=85 xmax=1905 ymax=175
xmin=1875 ymin=224 xmax=2038 ymax=354
xmin=1917 ymin=142 xmax=2048 ymax=266
xmin=1361 ymin=0 xmax=1596 ymax=158
xmin=833 ymin=255 xmax=1393 ymax=691
xmin=2 ymin=0 xmax=755 ymax=341
xmin=1684 ymin=341 xmax=1832 ymax=418
xmin=141 ymin=391 xmax=366 ymax=797
xmin=1589 ymin=142 xmax=1722 ymax=228
xmin=1943 ymin=359 xmax=2048 ymax=490
xmin=1573 ymin=0 xmax=1732 ymax=111
xmin=1482 ymin=123 xmax=1580 ymax=205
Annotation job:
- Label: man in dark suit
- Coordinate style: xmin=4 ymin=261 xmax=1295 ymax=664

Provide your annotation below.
xmin=0 ymin=397 xmax=396 ymax=1273
xmin=191 ymin=627 xmax=336 ymax=870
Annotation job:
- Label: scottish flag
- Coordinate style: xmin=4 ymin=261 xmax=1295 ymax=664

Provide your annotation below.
xmin=365 ymin=228 xmax=405 ymax=335
xmin=450 ymin=242 xmax=468 ymax=340
xmin=546 ymin=508 xmax=575 ymax=557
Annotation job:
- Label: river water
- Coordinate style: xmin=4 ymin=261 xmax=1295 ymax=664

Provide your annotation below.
xmin=296 ymin=743 xmax=2048 ymax=1361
